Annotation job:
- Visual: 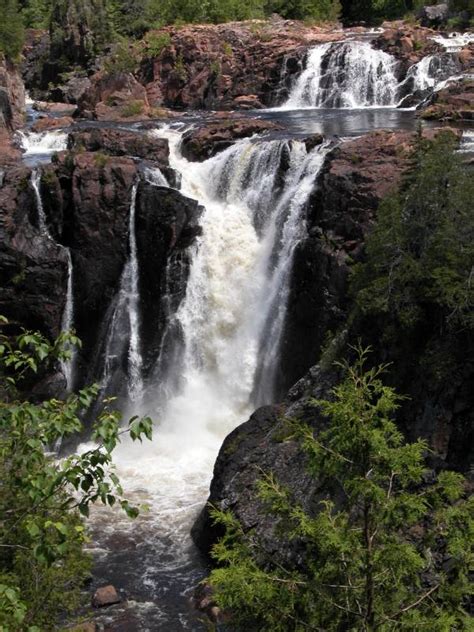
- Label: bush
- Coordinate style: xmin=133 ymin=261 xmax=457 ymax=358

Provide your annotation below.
xmin=0 ymin=0 xmax=25 ymax=60
xmin=0 ymin=319 xmax=152 ymax=628
xmin=209 ymin=347 xmax=473 ymax=631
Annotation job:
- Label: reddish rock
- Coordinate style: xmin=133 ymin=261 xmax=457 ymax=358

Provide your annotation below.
xmin=419 ymin=79 xmax=474 ymax=121
xmin=0 ymin=59 xmax=25 ymax=165
xmin=66 ymin=624 xmax=97 ymax=632
xmin=67 ymin=127 xmax=170 ymax=167
xmin=180 ymin=117 xmax=282 ymax=161
xmin=92 ymin=585 xmax=121 ymax=608
xmin=79 ymin=71 xmax=150 ymax=121
xmin=31 ymin=116 xmax=73 ymax=132
xmin=33 ymin=101 xmax=78 ymax=115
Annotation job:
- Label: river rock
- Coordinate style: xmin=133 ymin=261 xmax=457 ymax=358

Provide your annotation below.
xmin=92 ymin=585 xmax=121 ymax=608
xmin=31 ymin=116 xmax=74 ymax=132
xmin=67 ymin=127 xmax=170 ymax=167
xmin=419 ymin=3 xmax=449 ymax=27
xmin=419 ymin=78 xmax=474 ymax=120
xmin=180 ymin=118 xmax=283 ymax=161
xmin=79 ymin=71 xmax=150 ymax=121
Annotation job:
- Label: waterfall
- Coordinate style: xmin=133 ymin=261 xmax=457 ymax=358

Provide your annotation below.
xmin=60 ymin=250 xmax=76 ymax=391
xmin=126 ymin=184 xmax=143 ymax=402
xmin=282 ymin=41 xmax=399 ymax=109
xmin=31 ymin=169 xmax=76 ymax=391
xmin=31 ymin=169 xmax=49 ymax=235
xmin=84 ymin=129 xmax=330 ymax=627
xmin=100 ymin=184 xmax=144 ymax=402
xmin=18 ymin=130 xmax=67 ymax=164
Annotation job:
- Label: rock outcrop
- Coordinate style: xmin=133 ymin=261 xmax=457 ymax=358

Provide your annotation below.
xmin=136 ymin=184 xmax=203 ymax=378
xmin=0 ymin=60 xmax=25 ymax=165
xmin=276 ymin=130 xmax=414 ymax=397
xmin=419 ymin=78 xmax=474 ymax=120
xmin=0 ymin=164 xmax=68 ymax=340
xmin=180 ymin=117 xmax=283 ymax=161
xmin=38 ymin=151 xmax=137 ymax=383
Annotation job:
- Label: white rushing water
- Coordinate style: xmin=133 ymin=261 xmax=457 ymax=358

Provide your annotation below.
xmin=61 ymin=250 xmax=76 ymax=391
xmin=31 ymin=169 xmax=76 ymax=390
xmin=100 ymin=184 xmax=144 ymax=403
xmin=431 ymin=31 xmax=474 ymax=52
xmin=87 ymin=128 xmax=330 ymax=628
xmin=30 ymin=169 xmax=50 ymax=235
xmin=282 ymin=40 xmax=400 ymax=109
xmin=17 ymin=129 xmax=67 ymax=164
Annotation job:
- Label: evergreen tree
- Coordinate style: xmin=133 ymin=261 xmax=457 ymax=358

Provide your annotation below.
xmin=0 ymin=0 xmax=25 ymax=60
xmin=209 ymin=348 xmax=473 ymax=631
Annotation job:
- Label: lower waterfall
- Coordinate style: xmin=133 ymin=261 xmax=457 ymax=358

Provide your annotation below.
xmin=86 ymin=129 xmax=331 ymax=629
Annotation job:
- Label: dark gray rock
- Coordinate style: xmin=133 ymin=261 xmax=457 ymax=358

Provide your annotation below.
xmin=419 ymin=3 xmax=449 ymax=26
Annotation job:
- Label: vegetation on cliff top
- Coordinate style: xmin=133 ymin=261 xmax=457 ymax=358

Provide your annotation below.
xmin=2 ymin=0 xmax=472 ymax=62
xmin=0 ymin=321 xmax=152 ymax=629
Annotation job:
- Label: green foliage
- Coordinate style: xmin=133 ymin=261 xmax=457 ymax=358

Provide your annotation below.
xmin=0 ymin=319 xmax=153 ymax=628
xmin=209 ymin=347 xmax=473 ymax=631
xmin=0 ymin=0 xmax=25 ymax=61
xmin=352 ymin=131 xmax=474 ymax=343
xmin=144 ymin=31 xmax=171 ymax=57
xmin=102 ymin=39 xmax=141 ymax=75
xmin=121 ymin=99 xmax=145 ymax=117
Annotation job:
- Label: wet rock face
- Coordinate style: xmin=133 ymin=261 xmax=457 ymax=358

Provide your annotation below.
xmin=180 ymin=118 xmax=283 ymax=162
xmin=0 ymin=165 xmax=67 ymax=339
xmin=136 ymin=184 xmax=203 ymax=377
xmin=39 ymin=152 xmax=138 ymax=380
xmin=419 ymin=78 xmax=474 ymax=121
xmin=277 ymin=130 xmax=413 ymax=397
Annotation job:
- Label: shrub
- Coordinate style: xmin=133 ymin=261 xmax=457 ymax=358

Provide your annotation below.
xmin=120 ymin=99 xmax=145 ymax=117
xmin=0 ymin=319 xmax=152 ymax=628
xmin=209 ymin=347 xmax=473 ymax=631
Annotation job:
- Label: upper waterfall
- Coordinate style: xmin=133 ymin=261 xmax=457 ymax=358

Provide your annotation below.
xmin=283 ymin=40 xmax=400 ymax=109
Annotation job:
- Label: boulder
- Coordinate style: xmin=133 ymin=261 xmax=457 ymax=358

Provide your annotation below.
xmin=79 ymin=72 xmax=150 ymax=121
xmin=67 ymin=127 xmax=170 ymax=167
xmin=419 ymin=78 xmax=474 ymax=120
xmin=180 ymin=118 xmax=282 ymax=162
xmin=419 ymin=3 xmax=449 ymax=27
xmin=31 ymin=116 xmax=74 ymax=132
xmin=92 ymin=585 xmax=121 ymax=608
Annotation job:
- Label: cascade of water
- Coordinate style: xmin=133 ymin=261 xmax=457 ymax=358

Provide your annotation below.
xmin=127 ymin=184 xmax=143 ymax=402
xmin=18 ymin=130 xmax=68 ymax=164
xmin=84 ymin=128 xmax=332 ymax=628
xmin=99 ymin=184 xmax=144 ymax=402
xmin=142 ymin=165 xmax=169 ymax=187
xmin=31 ymin=169 xmax=50 ymax=235
xmin=282 ymin=41 xmax=399 ymax=109
xmin=60 ymin=250 xmax=76 ymax=390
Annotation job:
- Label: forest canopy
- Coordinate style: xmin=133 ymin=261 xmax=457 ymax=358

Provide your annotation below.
xmin=2 ymin=0 xmax=471 ymax=59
